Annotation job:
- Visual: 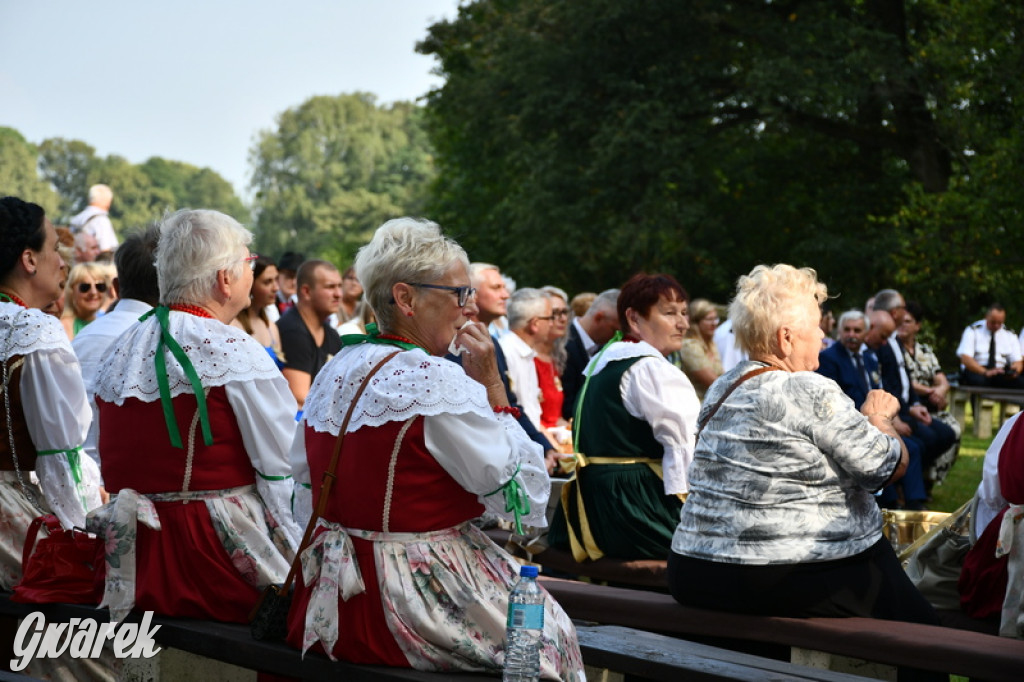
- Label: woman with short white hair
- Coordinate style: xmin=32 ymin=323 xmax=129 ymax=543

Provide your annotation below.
xmin=88 ymin=208 xmax=300 ymax=624
xmin=669 ymin=265 xmax=942 ymax=664
xmin=286 ymin=217 xmax=583 ymax=680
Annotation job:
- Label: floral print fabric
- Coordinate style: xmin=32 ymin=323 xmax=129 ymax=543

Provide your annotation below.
xmin=87 ymin=485 xmax=292 ymax=623
xmin=299 ymin=520 xmax=584 ymax=680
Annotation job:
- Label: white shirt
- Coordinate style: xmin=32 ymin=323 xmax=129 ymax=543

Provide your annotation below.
xmin=291 ymin=343 xmax=549 ymax=531
xmin=69 ymin=205 xmax=118 ymax=252
xmin=958 ymin=320 xmax=1022 ymax=369
xmin=572 ymin=318 xmax=598 ymax=356
xmin=586 ymin=340 xmax=700 ymax=495
xmin=713 ymin=318 xmax=748 ymax=372
xmin=93 ymin=311 xmax=301 ymax=546
xmin=72 ymin=298 xmax=153 ymax=465
xmin=975 ymin=412 xmax=1017 ymax=535
xmin=887 ymin=336 xmax=911 ymax=403
xmin=1 ymin=303 xmax=100 ymax=528
xmin=499 ymin=332 xmax=543 ymax=431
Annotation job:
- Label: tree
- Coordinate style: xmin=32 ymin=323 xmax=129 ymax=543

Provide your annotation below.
xmin=0 ymin=127 xmax=59 ymax=215
xmin=248 ymin=93 xmax=435 ymax=265
xmin=418 ymin=0 xmax=1023 ymax=358
xmin=37 ymin=137 xmax=98 ymax=222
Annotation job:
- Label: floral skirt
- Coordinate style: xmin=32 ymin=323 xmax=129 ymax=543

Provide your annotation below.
xmin=288 ymin=520 xmax=585 ymax=682
xmin=86 ymin=485 xmax=294 ymax=623
xmin=0 ymin=471 xmax=47 ymax=591
xmin=926 ymin=411 xmax=962 ymax=485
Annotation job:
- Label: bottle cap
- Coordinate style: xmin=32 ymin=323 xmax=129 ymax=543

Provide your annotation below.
xmin=519 ymin=565 xmax=539 ymax=578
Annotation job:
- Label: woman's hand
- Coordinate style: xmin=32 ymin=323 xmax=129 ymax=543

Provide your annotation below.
xmin=861 ymin=389 xmax=899 ymax=421
xmin=457 ymin=322 xmax=509 ymax=406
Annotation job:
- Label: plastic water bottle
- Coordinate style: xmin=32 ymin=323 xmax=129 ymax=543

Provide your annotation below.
xmin=503 ymin=564 xmax=544 ymax=682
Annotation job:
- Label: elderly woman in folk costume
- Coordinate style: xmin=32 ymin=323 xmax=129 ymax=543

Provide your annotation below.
xmin=87 ymin=208 xmax=300 ymax=623
xmin=285 ymin=217 xmax=583 ymax=680
xmin=0 ymin=196 xmax=104 ymax=591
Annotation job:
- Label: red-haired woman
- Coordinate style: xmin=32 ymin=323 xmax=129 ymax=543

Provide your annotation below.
xmin=549 ymin=273 xmax=700 ymax=561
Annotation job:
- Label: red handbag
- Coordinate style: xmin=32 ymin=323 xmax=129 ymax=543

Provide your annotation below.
xmin=11 ymin=514 xmax=105 ymax=605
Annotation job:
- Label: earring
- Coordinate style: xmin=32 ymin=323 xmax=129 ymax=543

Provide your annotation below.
xmin=406 ymin=310 xmax=414 ymax=317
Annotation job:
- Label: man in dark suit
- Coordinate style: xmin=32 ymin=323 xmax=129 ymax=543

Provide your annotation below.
xmin=817 ymin=309 xmax=879 ymax=409
xmin=873 ymin=290 xmax=957 ymax=476
xmin=560 ymin=288 xmax=620 ymax=421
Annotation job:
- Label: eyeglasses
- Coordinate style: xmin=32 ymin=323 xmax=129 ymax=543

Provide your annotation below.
xmin=402 ymin=282 xmax=476 ymax=307
xmin=533 ymin=315 xmax=555 ymax=322
xmin=77 ymin=281 xmax=108 ymax=294
xmin=243 ymin=253 xmax=259 ymax=271
xmin=551 ymin=308 xmax=570 ymax=319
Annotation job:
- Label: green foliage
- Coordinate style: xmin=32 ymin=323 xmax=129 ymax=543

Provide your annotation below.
xmin=419 ymin=0 xmax=1024 ymax=359
xmin=249 ymin=93 xmax=435 ymax=265
xmin=0 ymin=127 xmax=59 ymax=214
xmin=11 ymin=132 xmax=251 ymax=240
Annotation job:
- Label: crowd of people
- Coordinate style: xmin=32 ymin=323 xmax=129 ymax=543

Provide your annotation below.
xmin=1 ymin=187 xmax=1020 ymax=680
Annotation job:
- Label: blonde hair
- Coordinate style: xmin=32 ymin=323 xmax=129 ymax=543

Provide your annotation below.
xmin=685 ymin=298 xmax=718 ymax=342
xmin=63 ymin=262 xmax=108 ymax=320
xmin=729 ymin=264 xmax=827 ymax=356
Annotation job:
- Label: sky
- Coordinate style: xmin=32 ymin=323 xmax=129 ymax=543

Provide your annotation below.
xmin=0 ymin=0 xmax=461 ymax=199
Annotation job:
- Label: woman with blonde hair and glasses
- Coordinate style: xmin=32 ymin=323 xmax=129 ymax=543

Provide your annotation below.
xmin=286 ymin=217 xmax=583 ymax=680
xmin=677 ymin=298 xmax=723 ymax=400
xmin=61 ymin=262 xmax=108 ymax=339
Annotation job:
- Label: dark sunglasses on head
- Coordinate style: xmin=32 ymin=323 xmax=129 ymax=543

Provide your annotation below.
xmin=78 ymin=281 xmax=108 ymax=294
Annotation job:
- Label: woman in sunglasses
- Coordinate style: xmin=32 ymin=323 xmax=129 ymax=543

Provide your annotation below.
xmin=60 ymin=262 xmax=108 ymax=339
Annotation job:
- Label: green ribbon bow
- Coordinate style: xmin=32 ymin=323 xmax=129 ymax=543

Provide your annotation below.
xmin=140 ymin=306 xmax=213 ymax=449
xmin=339 ymin=322 xmax=424 ymax=352
xmin=485 ymin=464 xmax=530 ymax=535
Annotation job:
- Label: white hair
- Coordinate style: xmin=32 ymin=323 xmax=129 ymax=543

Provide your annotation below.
xmin=355 ymin=217 xmax=469 ymax=331
xmin=837 ymin=309 xmax=870 ymax=331
xmin=88 ymin=184 xmax=113 ymax=205
xmin=156 ymin=209 xmax=251 ymax=306
xmin=507 ymin=288 xmax=550 ymax=330
xmin=469 ymin=262 xmax=500 ymax=287
xmin=729 ymin=264 xmax=828 ymax=356
xmin=585 ymin=289 xmax=620 ymax=319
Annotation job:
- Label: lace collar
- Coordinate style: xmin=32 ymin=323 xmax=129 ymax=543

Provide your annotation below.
xmin=303 ymin=343 xmax=493 ymax=435
xmin=0 ymin=302 xmax=71 ymax=361
xmin=585 ymin=339 xmax=665 ymax=377
xmin=94 ymin=310 xmax=281 ymax=404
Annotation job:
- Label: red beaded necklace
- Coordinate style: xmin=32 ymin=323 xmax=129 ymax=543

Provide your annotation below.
xmin=168 ymin=303 xmax=214 ymax=319
xmin=0 ymin=291 xmax=28 ymax=308
xmin=378 ymin=333 xmax=418 ymax=346
xmin=621 ymin=334 xmax=641 ymax=343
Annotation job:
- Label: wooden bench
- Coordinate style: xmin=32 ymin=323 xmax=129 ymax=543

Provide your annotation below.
xmin=538 ymin=576 xmax=1024 ymax=682
xmin=949 ymin=384 xmax=1024 ymax=438
xmin=0 ymin=593 xmax=873 ymax=681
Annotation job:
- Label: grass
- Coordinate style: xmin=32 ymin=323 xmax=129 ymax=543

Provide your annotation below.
xmin=928 ymin=407 xmax=994 ymax=513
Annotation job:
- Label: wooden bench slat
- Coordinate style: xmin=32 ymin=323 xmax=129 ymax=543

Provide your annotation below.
xmin=539 ymin=576 xmax=1024 ymax=682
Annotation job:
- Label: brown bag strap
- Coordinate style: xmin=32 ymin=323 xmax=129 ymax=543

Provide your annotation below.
xmin=280 ymin=350 xmax=400 ymax=592
xmin=697 ymin=365 xmax=781 ymax=438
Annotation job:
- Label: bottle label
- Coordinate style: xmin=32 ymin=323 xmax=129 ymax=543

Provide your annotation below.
xmin=507 ymin=603 xmax=544 ymax=630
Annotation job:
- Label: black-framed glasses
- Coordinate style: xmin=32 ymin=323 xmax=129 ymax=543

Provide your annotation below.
xmin=403 ymin=282 xmax=476 ymax=307
xmin=551 ymin=308 xmax=570 ymax=319
xmin=77 ymin=281 xmax=108 ymax=294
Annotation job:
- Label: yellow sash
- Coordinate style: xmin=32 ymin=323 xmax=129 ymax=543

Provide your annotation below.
xmin=560 ymin=453 xmax=667 ymax=562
